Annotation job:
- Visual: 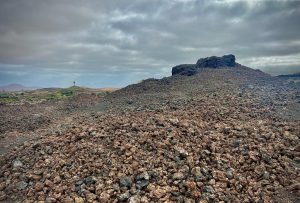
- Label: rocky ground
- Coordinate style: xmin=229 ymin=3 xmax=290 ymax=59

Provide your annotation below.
xmin=0 ymin=57 xmax=299 ymax=202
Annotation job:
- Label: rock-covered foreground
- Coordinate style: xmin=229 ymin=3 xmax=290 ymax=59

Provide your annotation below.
xmin=1 ymin=91 xmax=299 ymax=202
xmin=0 ymin=56 xmax=299 ymax=202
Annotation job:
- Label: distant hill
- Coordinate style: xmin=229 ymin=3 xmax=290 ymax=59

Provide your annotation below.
xmin=277 ymin=72 xmax=300 ymax=78
xmin=0 ymin=84 xmax=40 ymax=92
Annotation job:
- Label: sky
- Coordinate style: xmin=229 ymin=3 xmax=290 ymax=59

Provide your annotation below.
xmin=0 ymin=0 xmax=299 ymax=88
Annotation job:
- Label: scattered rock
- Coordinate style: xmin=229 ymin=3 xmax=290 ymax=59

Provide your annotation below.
xmin=0 ymin=191 xmax=6 ymax=201
xmin=203 ymin=185 xmax=215 ymax=193
xmin=119 ymin=176 xmax=132 ymax=188
xmin=74 ymin=197 xmax=84 ymax=203
xmin=34 ymin=182 xmax=44 ymax=191
xmin=16 ymin=181 xmax=28 ymax=190
xmin=53 ymin=176 xmax=61 ymax=184
xmin=176 ymin=147 xmax=189 ymax=159
xmin=128 ymin=195 xmax=141 ymax=203
xmin=136 ymin=179 xmax=149 ymax=189
xmin=254 ymin=165 xmax=266 ymax=177
xmin=12 ymin=160 xmax=23 ymax=168
xmin=173 ymin=172 xmax=184 ymax=180
xmin=169 ymin=118 xmax=179 ymax=125
xmin=225 ymin=168 xmax=234 ymax=179
xmin=118 ymin=191 xmax=130 ymax=202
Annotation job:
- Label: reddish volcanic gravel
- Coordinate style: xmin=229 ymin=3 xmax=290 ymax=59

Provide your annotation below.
xmin=0 ymin=67 xmax=299 ymax=202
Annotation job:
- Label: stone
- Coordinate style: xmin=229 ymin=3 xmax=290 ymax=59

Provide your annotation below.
xmin=232 ymin=139 xmax=241 ymax=148
xmin=172 ymin=172 xmax=184 ymax=180
xmin=128 ymin=195 xmax=141 ymax=203
xmin=176 ymin=147 xmax=189 ymax=159
xmin=99 ymin=191 xmax=110 ymax=202
xmin=0 ymin=182 xmax=5 ymax=191
xmin=152 ymin=186 xmax=167 ymax=199
xmin=225 ymin=168 xmax=234 ymax=179
xmin=16 ymin=181 xmax=28 ymax=190
xmin=118 ymin=191 xmax=130 ymax=202
xmin=203 ymin=185 xmax=215 ymax=193
xmin=53 ymin=176 xmax=61 ymax=184
xmin=261 ymin=152 xmax=272 ymax=164
xmin=135 ymin=172 xmax=150 ymax=181
xmin=0 ymin=191 xmax=6 ymax=201
xmin=136 ymin=179 xmax=149 ymax=189
xmin=45 ymin=179 xmax=53 ymax=187
xmin=119 ymin=176 xmax=132 ymax=188
xmin=61 ymin=197 xmax=74 ymax=203
xmin=254 ymin=165 xmax=266 ymax=177
xmin=184 ymin=197 xmax=195 ymax=203
xmin=13 ymin=160 xmax=23 ymax=168
xmin=192 ymin=167 xmax=205 ymax=181
xmin=35 ymin=182 xmax=44 ymax=191
xmin=74 ymin=197 xmax=84 ymax=203
xmin=85 ymin=192 xmax=97 ymax=202
xmin=169 ymin=118 xmax=179 ymax=125
xmin=84 ymin=176 xmax=96 ymax=185
xmin=263 ymin=171 xmax=270 ymax=180
xmin=213 ymin=170 xmax=226 ymax=182
xmin=208 ymin=179 xmax=216 ymax=185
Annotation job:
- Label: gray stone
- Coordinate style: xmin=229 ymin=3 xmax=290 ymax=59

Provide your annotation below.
xmin=128 ymin=195 xmax=141 ymax=203
xmin=225 ymin=168 xmax=234 ymax=179
xmin=13 ymin=160 xmax=23 ymax=168
xmin=136 ymin=179 xmax=149 ymax=189
xmin=203 ymin=185 xmax=215 ymax=193
xmin=16 ymin=181 xmax=28 ymax=190
xmin=119 ymin=176 xmax=132 ymax=188
xmin=135 ymin=172 xmax=150 ymax=181
xmin=261 ymin=152 xmax=272 ymax=164
xmin=118 ymin=191 xmax=130 ymax=202
xmin=232 ymin=139 xmax=241 ymax=148
xmin=172 ymin=172 xmax=184 ymax=180
xmin=263 ymin=171 xmax=270 ymax=179
xmin=84 ymin=176 xmax=96 ymax=185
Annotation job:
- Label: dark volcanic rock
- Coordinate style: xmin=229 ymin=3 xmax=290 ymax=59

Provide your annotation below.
xmin=172 ymin=54 xmax=237 ymax=76
xmin=171 ymin=64 xmax=197 ymax=76
xmin=196 ymin=54 xmax=236 ymax=68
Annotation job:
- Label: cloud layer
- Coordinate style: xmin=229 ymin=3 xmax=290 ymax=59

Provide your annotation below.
xmin=0 ymin=0 xmax=299 ymax=87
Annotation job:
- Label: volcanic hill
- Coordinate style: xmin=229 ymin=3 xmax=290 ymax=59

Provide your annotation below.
xmin=0 ymin=55 xmax=299 ymax=203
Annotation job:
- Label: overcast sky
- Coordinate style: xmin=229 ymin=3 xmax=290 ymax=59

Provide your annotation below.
xmin=0 ymin=0 xmax=299 ymax=87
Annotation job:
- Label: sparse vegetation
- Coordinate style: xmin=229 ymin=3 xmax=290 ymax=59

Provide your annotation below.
xmin=0 ymin=86 xmax=109 ymax=104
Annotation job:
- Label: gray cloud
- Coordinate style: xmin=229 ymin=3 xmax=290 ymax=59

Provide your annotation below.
xmin=0 ymin=0 xmax=299 ymax=87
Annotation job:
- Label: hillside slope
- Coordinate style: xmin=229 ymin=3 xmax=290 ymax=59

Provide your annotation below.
xmin=0 ymin=55 xmax=299 ymax=203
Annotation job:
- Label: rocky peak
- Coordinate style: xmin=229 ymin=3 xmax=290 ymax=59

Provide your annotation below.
xmin=172 ymin=54 xmax=237 ymax=76
xmin=196 ymin=54 xmax=236 ymax=68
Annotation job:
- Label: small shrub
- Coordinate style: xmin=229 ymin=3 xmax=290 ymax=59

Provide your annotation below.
xmin=0 ymin=92 xmax=9 ymax=98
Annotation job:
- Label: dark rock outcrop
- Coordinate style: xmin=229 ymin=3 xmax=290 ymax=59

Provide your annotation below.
xmin=171 ymin=64 xmax=197 ymax=76
xmin=196 ymin=54 xmax=236 ymax=68
xmin=172 ymin=54 xmax=237 ymax=76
